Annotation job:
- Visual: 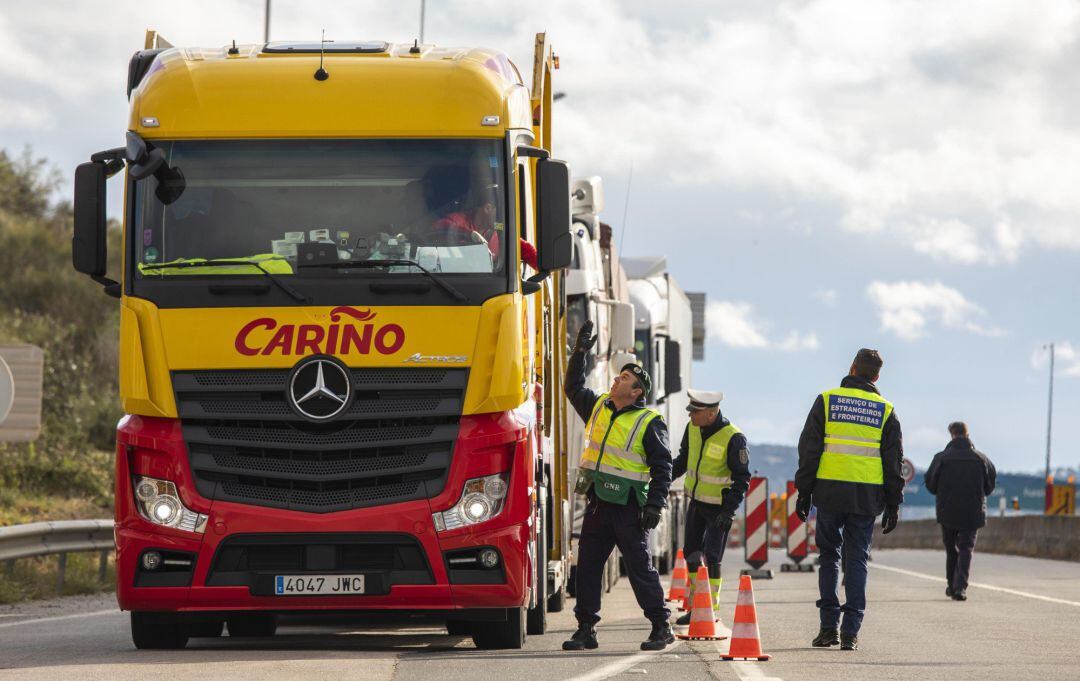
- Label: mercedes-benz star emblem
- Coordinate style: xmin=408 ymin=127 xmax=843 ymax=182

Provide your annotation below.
xmin=287 ymin=355 xmax=353 ymax=421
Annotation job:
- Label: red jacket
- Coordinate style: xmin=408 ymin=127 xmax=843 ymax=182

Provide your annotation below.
xmin=433 ymin=212 xmax=538 ymax=269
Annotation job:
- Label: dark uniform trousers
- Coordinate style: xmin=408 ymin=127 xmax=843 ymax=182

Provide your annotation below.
xmin=942 ymin=526 xmax=978 ymax=592
xmin=682 ymin=500 xmax=731 ymax=565
xmin=574 ymin=496 xmax=670 ymax=626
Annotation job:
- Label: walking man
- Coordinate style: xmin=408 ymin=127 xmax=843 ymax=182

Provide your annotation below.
xmin=562 ymin=321 xmax=675 ymax=652
xmin=924 ymin=422 xmax=996 ymax=601
xmin=795 ymin=348 xmax=904 ymax=651
xmin=671 ymin=389 xmax=751 ymax=624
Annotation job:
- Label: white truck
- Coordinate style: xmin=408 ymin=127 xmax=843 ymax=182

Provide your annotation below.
xmin=622 ymin=256 xmax=705 ymax=572
xmin=562 ymin=177 xmax=636 ymax=595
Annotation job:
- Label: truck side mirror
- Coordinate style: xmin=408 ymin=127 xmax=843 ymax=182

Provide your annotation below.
xmin=535 ymin=157 xmax=572 ymax=272
xmin=73 ymin=161 xmax=120 ymax=297
xmin=610 ymin=302 xmax=635 ymax=353
xmin=664 ymin=339 xmax=683 ymax=396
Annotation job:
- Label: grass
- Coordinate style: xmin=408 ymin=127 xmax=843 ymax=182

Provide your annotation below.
xmin=0 ymin=550 xmax=116 ymax=605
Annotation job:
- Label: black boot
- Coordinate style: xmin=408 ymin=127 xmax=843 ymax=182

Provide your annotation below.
xmin=675 ymin=612 xmax=692 ymax=626
xmin=812 ymin=627 xmax=840 ymax=647
xmin=562 ymin=624 xmax=598 ymax=651
xmin=840 ymin=633 xmax=859 ymax=650
xmin=945 ymin=586 xmax=954 ymax=598
xmin=951 ymin=589 xmax=967 ymax=601
xmin=640 ymin=621 xmax=675 ymax=651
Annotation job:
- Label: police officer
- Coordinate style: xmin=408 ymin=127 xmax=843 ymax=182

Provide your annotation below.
xmin=671 ymin=389 xmax=751 ymax=625
xmin=794 ymin=348 xmax=904 ymax=651
xmin=562 ymin=321 xmax=675 ymax=652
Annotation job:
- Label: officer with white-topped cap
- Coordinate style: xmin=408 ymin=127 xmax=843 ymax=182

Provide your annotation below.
xmin=671 ymin=388 xmax=751 ymax=625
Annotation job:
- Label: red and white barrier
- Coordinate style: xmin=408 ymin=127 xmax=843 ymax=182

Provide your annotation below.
xmin=780 ymin=481 xmax=814 ymax=573
xmin=740 ymin=477 xmax=772 ymax=578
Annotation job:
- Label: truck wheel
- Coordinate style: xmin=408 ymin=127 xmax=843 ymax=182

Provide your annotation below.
xmin=547 ymin=585 xmax=566 ymax=612
xmin=130 ymin=612 xmax=189 ymax=650
xmin=227 ymin=614 xmax=277 ymax=637
xmin=446 ymin=620 xmax=472 ymax=636
xmin=527 ymin=534 xmax=547 ymax=634
xmin=472 ymin=607 xmax=526 ymax=649
xmin=189 ymin=619 xmax=224 ymax=637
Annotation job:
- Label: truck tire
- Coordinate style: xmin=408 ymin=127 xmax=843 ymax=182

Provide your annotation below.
xmin=446 ymin=620 xmax=472 ymax=636
xmin=227 ymin=614 xmax=277 ymax=637
xmin=472 ymin=607 xmax=526 ymax=649
xmin=189 ymin=619 xmax=224 ymax=637
xmin=130 ymin=612 xmax=189 ymax=650
xmin=527 ymin=532 xmax=547 ymax=634
xmin=547 ymin=585 xmax=566 ymax=612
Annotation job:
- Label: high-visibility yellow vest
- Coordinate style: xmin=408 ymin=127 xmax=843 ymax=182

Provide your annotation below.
xmin=575 ymin=393 xmax=661 ymax=505
xmin=816 ymin=386 xmax=893 ymax=485
xmin=138 ymin=253 xmax=293 ymax=276
xmin=686 ymin=422 xmax=740 ymax=505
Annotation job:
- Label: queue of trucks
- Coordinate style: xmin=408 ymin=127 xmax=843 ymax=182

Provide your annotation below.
xmin=69 ymin=30 xmax=704 ymax=651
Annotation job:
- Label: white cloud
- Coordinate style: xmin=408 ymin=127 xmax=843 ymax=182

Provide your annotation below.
xmin=1031 ymin=342 xmax=1080 ymax=378
xmin=706 ymin=302 xmax=769 ymax=349
xmin=813 ymin=289 xmax=838 ymax=306
xmin=865 ymin=280 xmax=1004 ymax=341
xmin=706 ymin=301 xmax=818 ymax=352
xmin=4 ymin=0 xmax=1080 ymax=265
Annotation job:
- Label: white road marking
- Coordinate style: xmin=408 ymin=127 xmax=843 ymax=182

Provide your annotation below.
xmin=566 ymin=640 xmax=683 ymax=681
xmin=0 ymin=608 xmax=119 ymax=629
xmin=731 ymin=661 xmax=784 ymax=681
xmin=870 ymin=563 xmax=1080 ymax=608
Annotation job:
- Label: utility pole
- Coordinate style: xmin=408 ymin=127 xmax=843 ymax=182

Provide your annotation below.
xmin=264 ymin=0 xmax=271 ymax=44
xmin=419 ymin=0 xmax=426 ymax=43
xmin=1044 ymin=342 xmax=1055 ymax=484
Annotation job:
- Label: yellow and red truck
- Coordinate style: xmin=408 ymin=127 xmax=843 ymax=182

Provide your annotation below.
xmin=71 ymin=31 xmax=573 ymax=650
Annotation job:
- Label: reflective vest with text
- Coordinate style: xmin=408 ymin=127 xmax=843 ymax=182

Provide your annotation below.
xmin=686 ymin=422 xmax=740 ymax=505
xmin=575 ymin=393 xmax=661 ymax=506
xmin=816 ymin=387 xmax=892 ymax=486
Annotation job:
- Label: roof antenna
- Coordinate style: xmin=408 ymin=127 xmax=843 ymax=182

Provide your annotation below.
xmin=410 ymin=38 xmax=421 ymax=54
xmin=227 ymin=39 xmax=239 ymax=56
xmin=314 ymin=29 xmax=330 ymax=81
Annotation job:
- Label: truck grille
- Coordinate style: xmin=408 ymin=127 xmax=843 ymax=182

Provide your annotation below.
xmin=173 ymin=368 xmax=466 ymax=513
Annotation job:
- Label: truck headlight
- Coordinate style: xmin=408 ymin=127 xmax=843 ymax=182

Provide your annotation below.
xmin=432 ymin=473 xmax=509 ymax=532
xmin=133 ymin=475 xmax=208 ymax=534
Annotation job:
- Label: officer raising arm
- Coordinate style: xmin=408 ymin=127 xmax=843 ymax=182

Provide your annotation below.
xmin=794 ymin=348 xmax=904 ymax=652
xmin=670 ymin=389 xmax=751 ymax=625
xmin=562 ymin=321 xmax=675 ymax=653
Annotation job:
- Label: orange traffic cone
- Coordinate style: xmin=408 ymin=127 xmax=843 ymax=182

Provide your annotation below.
xmin=680 ymin=568 xmax=694 ymax=612
xmin=667 ymin=549 xmax=687 ymax=602
xmin=720 ymin=575 xmax=771 ymax=661
xmin=677 ymin=566 xmax=727 ymax=641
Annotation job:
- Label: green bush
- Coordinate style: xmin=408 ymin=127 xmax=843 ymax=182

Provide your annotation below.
xmin=0 ymin=148 xmax=120 ymax=516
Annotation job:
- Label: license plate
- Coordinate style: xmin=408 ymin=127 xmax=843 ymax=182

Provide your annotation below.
xmin=274 ymin=574 xmax=366 ymax=595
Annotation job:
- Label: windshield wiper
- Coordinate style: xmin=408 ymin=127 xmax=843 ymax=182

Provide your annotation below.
xmin=298 ymin=259 xmax=468 ymax=302
xmin=142 ymin=260 xmax=308 ymax=303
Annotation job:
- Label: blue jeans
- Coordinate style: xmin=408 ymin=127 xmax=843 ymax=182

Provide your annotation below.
xmin=815 ymin=509 xmax=875 ymax=635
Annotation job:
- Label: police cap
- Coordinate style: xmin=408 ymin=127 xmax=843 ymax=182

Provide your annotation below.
xmin=686 ymin=389 xmax=724 ymax=413
xmin=620 ymin=362 xmax=651 ymax=397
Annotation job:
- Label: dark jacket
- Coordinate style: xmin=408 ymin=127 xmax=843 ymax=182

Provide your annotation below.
xmin=672 ymin=411 xmax=751 ymax=518
xmin=794 ymin=375 xmax=904 ymax=517
xmin=565 ymin=350 xmax=672 ymax=508
xmin=924 ymin=438 xmax=996 ymax=530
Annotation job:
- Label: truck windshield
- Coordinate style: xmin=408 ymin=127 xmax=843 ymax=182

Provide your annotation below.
xmin=133 ymin=139 xmax=509 ymax=279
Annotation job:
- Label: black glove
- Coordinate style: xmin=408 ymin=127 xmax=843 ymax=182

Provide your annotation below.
xmin=573 ymin=320 xmax=597 ymax=354
xmin=710 ymin=512 xmax=734 ymax=534
xmin=795 ymin=494 xmax=812 ymax=522
xmin=882 ymin=507 xmax=899 ymax=534
xmin=640 ymin=504 xmax=662 ymax=531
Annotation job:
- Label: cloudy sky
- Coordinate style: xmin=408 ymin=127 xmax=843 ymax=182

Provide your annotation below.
xmin=2 ymin=0 xmax=1078 ymax=474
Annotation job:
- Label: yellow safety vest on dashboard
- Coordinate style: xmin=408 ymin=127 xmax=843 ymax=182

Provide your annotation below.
xmin=816 ymin=387 xmax=892 ymax=486
xmin=575 ymin=393 xmax=660 ymax=506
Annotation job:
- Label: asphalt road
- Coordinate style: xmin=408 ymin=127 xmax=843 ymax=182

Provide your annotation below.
xmin=2 ymin=549 xmax=1079 ymax=680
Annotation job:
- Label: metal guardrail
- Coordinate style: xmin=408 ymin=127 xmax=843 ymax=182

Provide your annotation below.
xmin=0 ymin=519 xmax=114 ymax=593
